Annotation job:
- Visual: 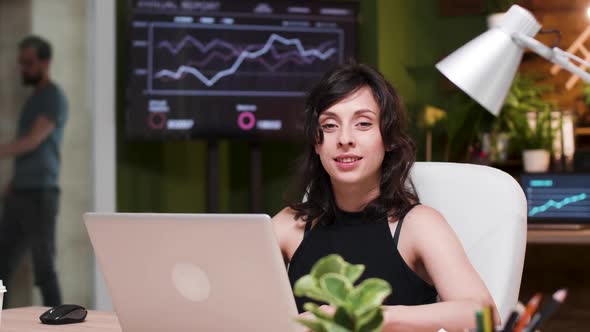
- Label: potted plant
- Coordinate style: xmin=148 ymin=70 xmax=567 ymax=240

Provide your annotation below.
xmin=294 ymin=254 xmax=392 ymax=332
xmin=506 ymin=108 xmax=555 ymax=172
xmin=501 ymin=74 xmax=556 ymax=172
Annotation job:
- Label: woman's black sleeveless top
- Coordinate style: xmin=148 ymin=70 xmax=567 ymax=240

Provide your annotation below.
xmin=287 ymin=205 xmax=438 ymax=313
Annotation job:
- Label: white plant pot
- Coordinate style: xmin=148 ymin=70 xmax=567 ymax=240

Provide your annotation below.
xmin=523 ymin=149 xmax=550 ymax=173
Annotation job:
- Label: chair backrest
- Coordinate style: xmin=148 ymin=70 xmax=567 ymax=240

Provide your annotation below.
xmin=410 ymin=162 xmax=527 ymax=322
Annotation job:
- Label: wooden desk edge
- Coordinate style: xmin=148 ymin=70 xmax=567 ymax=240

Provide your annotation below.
xmin=1 ymin=306 xmax=120 ymax=331
xmin=528 ymin=228 xmax=590 ymax=244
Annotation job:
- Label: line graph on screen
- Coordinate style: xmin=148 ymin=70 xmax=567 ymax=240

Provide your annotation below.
xmin=526 ymin=187 xmax=590 ymax=219
xmin=147 ymin=23 xmax=344 ymax=96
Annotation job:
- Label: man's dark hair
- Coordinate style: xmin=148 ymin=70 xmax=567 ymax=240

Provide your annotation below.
xmin=19 ymin=35 xmax=52 ymax=61
xmin=288 ymin=62 xmax=418 ymax=225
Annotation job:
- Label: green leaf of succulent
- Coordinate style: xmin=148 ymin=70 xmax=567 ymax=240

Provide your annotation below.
xmin=357 ymin=308 xmax=379 ymax=329
xmin=358 ymin=309 xmax=384 ymax=332
xmin=333 ymin=307 xmax=355 ymax=330
xmin=303 ymin=288 xmax=335 ymax=304
xmin=343 ymin=263 xmax=364 ymax=284
xmin=297 ymin=315 xmax=353 ymax=332
xmin=325 ymin=324 xmax=353 ymax=332
xmin=311 ymin=254 xmax=345 ymax=280
xmin=314 ymin=317 xmax=353 ymax=332
xmin=294 ymin=317 xmax=328 ymax=332
xmin=319 ymin=273 xmax=353 ymax=305
xmin=294 ymin=275 xmax=318 ymax=297
xmin=304 ymin=303 xmax=333 ymax=321
xmin=350 ymin=278 xmax=392 ymax=316
xmin=294 ymin=275 xmax=333 ymax=304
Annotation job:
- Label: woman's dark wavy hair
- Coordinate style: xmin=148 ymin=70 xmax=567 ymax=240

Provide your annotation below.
xmin=288 ymin=63 xmax=418 ymax=225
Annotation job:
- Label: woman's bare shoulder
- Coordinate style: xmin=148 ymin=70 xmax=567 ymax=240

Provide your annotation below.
xmin=273 ymin=206 xmax=299 ymax=223
xmin=402 ymin=204 xmax=463 ymax=250
xmin=398 ymin=204 xmax=455 ymax=243
xmin=404 ymin=204 xmax=447 ymax=227
xmin=272 ymin=207 xmax=308 ymax=260
xmin=272 ymin=207 xmax=307 ymax=232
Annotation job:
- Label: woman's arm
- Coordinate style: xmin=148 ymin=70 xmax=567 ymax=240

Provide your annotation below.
xmin=271 ymin=207 xmax=306 ymax=265
xmin=382 ymin=205 xmax=498 ymax=332
xmin=383 ymin=301 xmax=484 ymax=332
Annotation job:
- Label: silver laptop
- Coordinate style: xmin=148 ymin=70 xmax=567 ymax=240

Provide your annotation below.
xmin=85 ymin=213 xmax=301 ymax=332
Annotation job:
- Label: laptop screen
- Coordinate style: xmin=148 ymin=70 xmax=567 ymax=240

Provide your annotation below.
xmin=520 ymin=173 xmax=590 ymax=224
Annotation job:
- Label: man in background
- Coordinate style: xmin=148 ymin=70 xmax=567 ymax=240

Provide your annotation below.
xmin=0 ymin=35 xmax=68 ymax=307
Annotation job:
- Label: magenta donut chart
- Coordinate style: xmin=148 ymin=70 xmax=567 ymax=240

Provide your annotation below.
xmin=237 ymin=112 xmax=256 ymax=131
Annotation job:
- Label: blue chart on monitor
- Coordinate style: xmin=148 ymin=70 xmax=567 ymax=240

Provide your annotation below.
xmin=148 ymin=23 xmax=343 ymax=96
xmin=523 ymin=175 xmax=590 ymax=219
xmin=528 ymin=193 xmax=587 ymax=217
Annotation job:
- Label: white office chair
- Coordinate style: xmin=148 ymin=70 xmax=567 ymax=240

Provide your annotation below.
xmin=410 ymin=162 xmax=527 ymax=322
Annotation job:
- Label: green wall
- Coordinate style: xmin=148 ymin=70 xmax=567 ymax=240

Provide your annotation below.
xmin=374 ymin=0 xmax=486 ymax=160
xmin=116 ymin=0 xmax=487 ymax=215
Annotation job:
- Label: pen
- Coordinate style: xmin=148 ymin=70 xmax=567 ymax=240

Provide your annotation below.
xmin=501 ymin=303 xmax=524 ymax=332
xmin=476 ymin=310 xmax=484 ymax=332
xmin=482 ymin=306 xmax=492 ymax=332
xmin=512 ymin=293 xmax=542 ymax=332
xmin=522 ymin=289 xmax=567 ymax=332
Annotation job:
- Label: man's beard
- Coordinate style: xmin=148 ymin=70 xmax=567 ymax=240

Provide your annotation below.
xmin=22 ymin=74 xmax=42 ymax=86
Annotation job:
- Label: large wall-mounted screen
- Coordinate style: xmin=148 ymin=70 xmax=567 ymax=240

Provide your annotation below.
xmin=126 ymin=0 xmax=358 ymax=140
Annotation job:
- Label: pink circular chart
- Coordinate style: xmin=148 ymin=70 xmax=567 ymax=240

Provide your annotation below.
xmin=148 ymin=113 xmax=167 ymax=129
xmin=237 ymin=112 xmax=256 ymax=131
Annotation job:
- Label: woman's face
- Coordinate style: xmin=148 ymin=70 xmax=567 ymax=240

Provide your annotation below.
xmin=315 ymin=86 xmax=385 ymax=188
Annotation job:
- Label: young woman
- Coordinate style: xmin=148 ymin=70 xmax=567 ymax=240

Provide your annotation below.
xmin=272 ymin=63 xmax=498 ymax=332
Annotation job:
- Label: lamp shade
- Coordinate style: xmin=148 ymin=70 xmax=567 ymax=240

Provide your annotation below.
xmin=435 ymin=5 xmax=541 ymax=116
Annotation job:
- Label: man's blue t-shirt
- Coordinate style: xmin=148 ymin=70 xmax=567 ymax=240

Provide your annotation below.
xmin=12 ymin=82 xmax=68 ymax=189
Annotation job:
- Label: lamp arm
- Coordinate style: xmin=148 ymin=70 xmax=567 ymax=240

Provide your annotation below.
xmin=513 ymin=32 xmax=590 ymax=84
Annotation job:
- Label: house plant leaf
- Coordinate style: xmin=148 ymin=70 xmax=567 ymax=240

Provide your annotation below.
xmin=343 ymin=264 xmax=365 ymax=284
xmin=358 ymin=308 xmax=385 ymax=332
xmin=319 ymin=273 xmax=353 ymax=305
xmin=333 ymin=307 xmax=355 ymax=330
xmin=294 ymin=275 xmax=333 ymax=303
xmin=311 ymin=254 xmax=345 ymax=279
xmin=349 ymin=278 xmax=392 ymax=316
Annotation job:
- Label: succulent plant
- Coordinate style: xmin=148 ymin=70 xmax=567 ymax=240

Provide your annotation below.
xmin=294 ymin=254 xmax=392 ymax=332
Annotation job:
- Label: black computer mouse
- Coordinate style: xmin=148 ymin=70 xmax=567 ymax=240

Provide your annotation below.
xmin=39 ymin=304 xmax=87 ymax=324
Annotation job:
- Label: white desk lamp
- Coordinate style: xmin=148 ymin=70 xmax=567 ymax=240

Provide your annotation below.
xmin=436 ymin=5 xmax=590 ymax=116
